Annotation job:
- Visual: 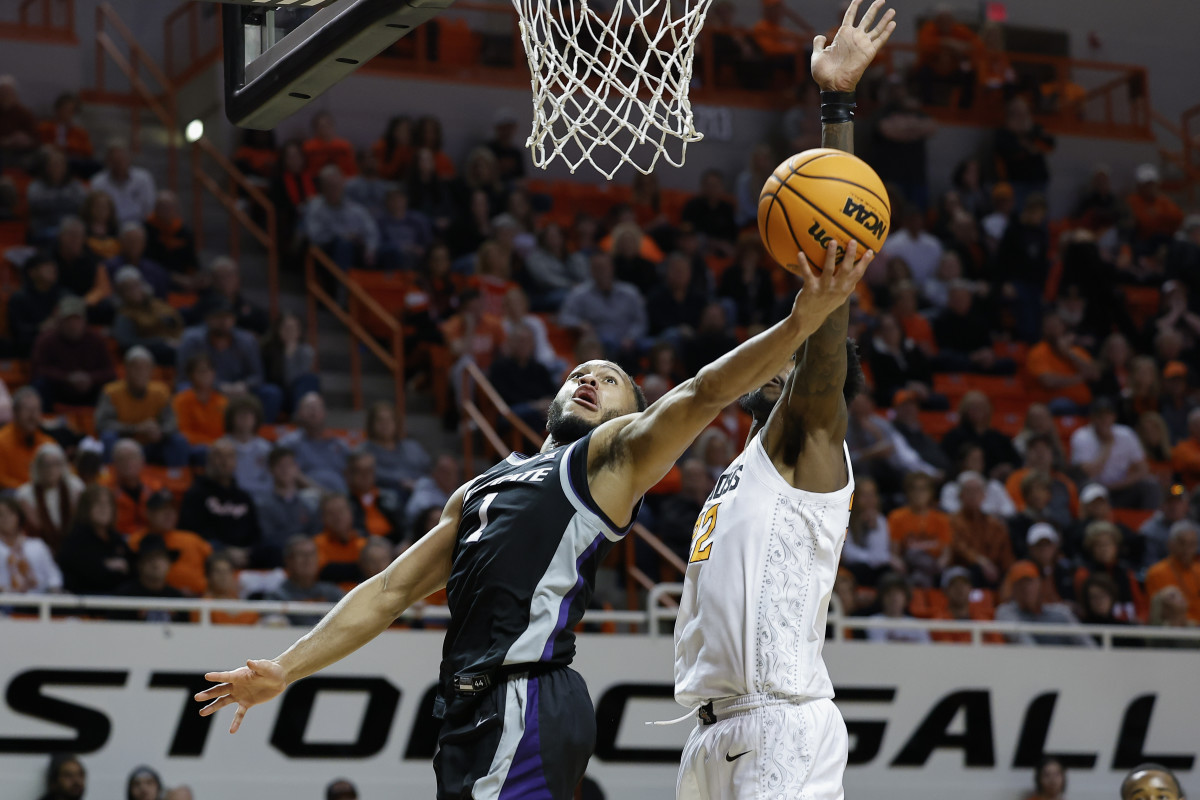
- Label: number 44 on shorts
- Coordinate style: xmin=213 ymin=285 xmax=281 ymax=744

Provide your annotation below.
xmin=688 ymin=504 xmax=720 ymax=564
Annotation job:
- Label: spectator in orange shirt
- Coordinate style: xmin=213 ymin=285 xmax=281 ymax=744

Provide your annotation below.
xmin=949 ymin=471 xmax=1014 ymax=588
xmin=106 ymin=438 xmax=161 ymax=537
xmin=1126 ymin=163 xmax=1183 ymax=253
xmin=173 ymin=354 xmax=227 ymax=452
xmin=314 ymin=493 xmax=369 ymax=592
xmin=345 ymin=450 xmax=402 ymax=541
xmin=198 ymin=550 xmax=258 ymax=626
xmin=302 ymin=111 xmax=358 ymax=177
xmin=1005 ymin=434 xmax=1078 ymax=522
xmin=128 ymin=490 xmax=212 ymax=597
xmin=752 ymin=0 xmax=808 ymax=58
xmin=0 ymin=387 xmax=55 ymax=491
xmin=1144 ymin=521 xmax=1200 ymax=623
xmin=1171 ymin=408 xmax=1200 ymax=489
xmin=915 ymin=6 xmax=981 ymax=107
xmin=1025 ymin=313 xmax=1098 ymax=413
xmin=890 ymin=282 xmax=937 ymax=358
xmin=888 ymin=472 xmax=952 ymax=586
xmin=37 ymin=92 xmax=98 ymax=178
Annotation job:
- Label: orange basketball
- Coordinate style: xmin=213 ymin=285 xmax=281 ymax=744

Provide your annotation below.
xmin=758 ymin=148 xmax=890 ymax=275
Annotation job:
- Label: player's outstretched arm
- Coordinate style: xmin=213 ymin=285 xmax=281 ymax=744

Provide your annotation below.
xmin=587 ymin=242 xmax=871 ymax=518
xmin=194 ymin=486 xmax=466 ymax=733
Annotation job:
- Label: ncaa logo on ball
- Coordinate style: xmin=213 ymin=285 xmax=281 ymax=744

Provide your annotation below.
xmin=842 ymin=196 xmax=887 ymax=239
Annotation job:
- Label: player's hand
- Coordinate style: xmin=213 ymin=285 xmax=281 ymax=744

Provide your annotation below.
xmin=194 ymin=658 xmax=287 ymax=733
xmin=789 ymin=239 xmax=873 ymax=327
xmin=810 ymin=0 xmax=896 ymax=93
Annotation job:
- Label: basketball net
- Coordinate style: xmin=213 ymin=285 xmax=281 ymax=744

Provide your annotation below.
xmin=513 ymin=0 xmax=713 ymax=179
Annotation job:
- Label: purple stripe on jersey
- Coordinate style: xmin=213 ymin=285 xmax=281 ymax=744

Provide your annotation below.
xmin=541 ymin=533 xmax=605 ymax=662
xmin=499 ymin=677 xmax=553 ymax=800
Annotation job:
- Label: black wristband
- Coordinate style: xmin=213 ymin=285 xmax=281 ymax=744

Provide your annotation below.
xmin=820 ymin=90 xmax=856 ymax=124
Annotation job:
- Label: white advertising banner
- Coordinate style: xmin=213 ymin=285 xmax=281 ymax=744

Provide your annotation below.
xmin=0 ymin=621 xmax=1195 ymax=800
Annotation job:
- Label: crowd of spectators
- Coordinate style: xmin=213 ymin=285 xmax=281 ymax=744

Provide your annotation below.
xmin=2 ymin=0 xmax=1200 ymax=648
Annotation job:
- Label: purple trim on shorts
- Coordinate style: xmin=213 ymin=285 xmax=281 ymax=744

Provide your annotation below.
xmin=499 ymin=677 xmax=553 ymax=800
xmin=541 ymin=532 xmax=604 ymax=662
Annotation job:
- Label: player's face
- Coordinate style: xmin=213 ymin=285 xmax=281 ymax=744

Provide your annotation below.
xmin=1126 ymin=772 xmax=1181 ymax=800
xmin=547 ymin=361 xmax=637 ymax=444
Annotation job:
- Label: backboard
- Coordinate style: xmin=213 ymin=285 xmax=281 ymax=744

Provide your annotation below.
xmin=219 ymin=0 xmax=454 ymax=129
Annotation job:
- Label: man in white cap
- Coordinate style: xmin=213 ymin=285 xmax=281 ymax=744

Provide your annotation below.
xmin=1067 ymin=482 xmax=1141 ymax=564
xmin=1024 ymin=522 xmax=1075 ymax=605
xmin=1127 ymin=162 xmax=1183 ymax=252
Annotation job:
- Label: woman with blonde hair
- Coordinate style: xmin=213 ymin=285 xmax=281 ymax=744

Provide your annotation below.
xmin=15 ymin=442 xmax=84 ymax=556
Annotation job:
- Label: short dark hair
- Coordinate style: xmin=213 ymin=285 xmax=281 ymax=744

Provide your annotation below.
xmin=0 ymin=495 xmax=25 ymax=528
xmin=1120 ymin=763 xmax=1183 ymax=799
xmin=184 ymin=352 xmax=213 ymax=379
xmin=878 ymin=571 xmax=910 ymax=601
xmin=1035 ymin=757 xmax=1066 ymax=795
xmin=267 ymin=446 xmax=295 ymax=470
xmin=224 ymin=394 xmax=264 ymax=434
xmin=46 ymin=753 xmax=82 ymax=789
xmin=1026 ymin=433 xmax=1057 ymax=451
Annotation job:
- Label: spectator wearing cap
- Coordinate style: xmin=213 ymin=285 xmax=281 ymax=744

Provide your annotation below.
xmin=941 ymin=391 xmax=1021 ymax=480
xmin=345 ymin=450 xmax=403 ymax=542
xmin=314 ymin=493 xmax=369 ymax=591
xmin=1065 ymin=482 xmax=1140 ymax=564
xmin=266 ymin=536 xmax=344 ymax=626
xmin=224 ymin=394 xmax=272 ymax=497
xmin=995 ymin=560 xmax=1095 ymax=647
xmin=303 ymin=111 xmax=358 ymax=177
xmin=31 ymin=295 xmax=117 ymax=408
xmin=254 ymin=446 xmax=320 ymax=567
xmin=1126 ymin=163 xmax=1183 ymax=253
xmin=1071 ymin=397 xmax=1161 ymax=509
xmin=841 ymin=478 xmax=900 ymax=588
xmin=27 ymin=146 xmax=87 ymax=244
xmin=7 ymin=250 xmax=66 ymax=357
xmin=930 ymin=566 xmax=996 ymax=644
xmin=96 ymin=347 xmax=189 ymax=467
xmin=109 ymin=532 xmax=188 ymax=622
xmin=305 ymin=165 xmax=379 ymax=270
xmin=112 ymin=265 xmax=184 ymax=364
xmin=185 ymin=256 xmax=270 ymax=335
xmin=58 ymin=485 xmax=131 ymax=595
xmin=128 ymin=490 xmax=212 ymax=597
xmin=36 ymin=753 xmax=87 ymax=800
xmin=1023 ymin=523 xmax=1075 ymax=605
xmin=176 ymin=299 xmax=283 ymax=423
xmin=145 ymin=190 xmax=199 ymax=278
xmin=865 ymin=573 xmax=931 ymax=643
xmin=1160 ymin=360 xmax=1195 ymax=444
xmin=91 ymin=139 xmax=157 ymax=223
xmin=172 ymin=354 xmax=227 ymax=451
xmin=888 ymin=472 xmax=952 ymax=587
xmin=179 ymin=437 xmax=260 ymax=565
xmin=1073 ymin=521 xmax=1147 ymax=622
xmin=53 ymin=216 xmax=113 ymax=322
xmin=16 ymin=442 xmax=84 ymax=554
xmin=914 ymin=6 xmax=981 ymax=109
xmin=890 ymin=391 xmax=953 ymax=475
xmin=1005 ymin=434 xmax=1078 ymax=523
xmin=1140 ymin=484 xmax=1193 ymax=576
xmin=279 ymin=393 xmax=350 ymax=493
xmin=104 ymin=222 xmax=171 ymax=298
xmin=0 ymin=495 xmax=62 ymax=594
xmin=949 ymin=471 xmax=1014 ymax=589
xmin=0 ymin=388 xmax=54 ymax=491
xmin=199 ymin=550 xmax=259 ymax=626
xmin=1145 ymin=521 xmax=1200 ymax=623
xmin=363 ymin=401 xmax=432 ymax=494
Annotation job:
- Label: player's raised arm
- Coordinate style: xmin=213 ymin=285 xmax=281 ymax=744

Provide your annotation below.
xmin=584 ymin=242 xmax=871 ymax=520
xmin=194 ymin=485 xmax=467 ymax=733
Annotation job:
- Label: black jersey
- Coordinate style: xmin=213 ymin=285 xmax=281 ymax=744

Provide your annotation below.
xmin=441 ymin=431 xmax=634 ymax=678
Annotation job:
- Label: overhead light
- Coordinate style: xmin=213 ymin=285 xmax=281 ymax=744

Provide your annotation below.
xmin=185 ymin=119 xmax=204 ymax=143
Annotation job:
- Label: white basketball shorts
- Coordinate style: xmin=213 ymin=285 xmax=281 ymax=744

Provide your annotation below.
xmin=675 ymin=694 xmax=848 ymax=800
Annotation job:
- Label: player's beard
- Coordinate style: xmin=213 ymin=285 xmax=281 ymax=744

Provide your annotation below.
xmin=738 ymin=387 xmax=775 ymax=422
xmin=546 ymin=396 xmax=607 ymax=445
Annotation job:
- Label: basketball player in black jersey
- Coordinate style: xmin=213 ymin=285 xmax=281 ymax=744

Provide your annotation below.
xmin=195 ymin=174 xmax=873 ymax=800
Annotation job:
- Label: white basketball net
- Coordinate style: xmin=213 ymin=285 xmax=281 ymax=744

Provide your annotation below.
xmin=513 ymin=0 xmax=713 ymax=179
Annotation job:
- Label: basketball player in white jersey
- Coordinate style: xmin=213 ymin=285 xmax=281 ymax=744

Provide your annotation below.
xmin=673 ymin=2 xmax=894 ymax=798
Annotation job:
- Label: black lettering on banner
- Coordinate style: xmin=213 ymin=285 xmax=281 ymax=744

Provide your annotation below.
xmin=0 ymin=669 xmax=126 ymax=754
xmin=149 ymin=672 xmax=222 ymax=757
xmin=594 ymin=683 xmax=680 ymax=763
xmin=833 ymin=687 xmax=896 ymax=766
xmin=891 ymin=690 xmax=995 ymax=767
xmin=1012 ymin=692 xmax=1097 ymax=770
xmin=270 ymin=676 xmax=400 ymax=758
xmin=403 ymin=684 xmax=442 ymax=760
xmin=1112 ymin=694 xmax=1195 ymax=771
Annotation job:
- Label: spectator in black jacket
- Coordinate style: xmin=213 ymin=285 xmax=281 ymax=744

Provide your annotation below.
xmin=184 ymin=256 xmax=269 ymax=335
xmin=36 ymin=754 xmax=87 ymax=800
xmin=993 ymin=96 xmax=1054 ymax=202
xmin=7 ymin=251 xmax=65 ymax=356
xmin=867 ymin=312 xmax=934 ymax=407
xmin=488 ymin=323 xmax=558 ymax=432
xmin=681 ymin=170 xmax=737 ymax=254
xmin=934 ymin=280 xmax=1006 ymax=373
xmin=58 ymin=485 xmax=130 ymax=595
xmin=178 ymin=437 xmax=260 ymax=566
xmin=941 ymin=390 xmax=1021 ymax=480
xmin=891 ymin=390 xmax=953 ymax=475
xmin=646 ymin=252 xmax=706 ymax=339
xmin=52 ymin=216 xmax=112 ymax=325
xmin=110 ymin=532 xmax=187 ymax=622
xmin=717 ymin=237 xmax=775 ymax=328
xmin=996 ymin=193 xmax=1051 ymax=342
xmin=144 ymin=190 xmax=199 ymax=281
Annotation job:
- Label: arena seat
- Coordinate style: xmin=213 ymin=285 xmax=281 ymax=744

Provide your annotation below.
xmin=1123 ymin=286 xmax=1162 ymax=329
xmin=1112 ymin=508 xmax=1154 ymax=530
xmin=917 ymin=410 xmax=958 ymax=441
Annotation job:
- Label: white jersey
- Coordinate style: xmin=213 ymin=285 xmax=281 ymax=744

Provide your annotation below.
xmin=673 ymin=434 xmax=854 ymax=708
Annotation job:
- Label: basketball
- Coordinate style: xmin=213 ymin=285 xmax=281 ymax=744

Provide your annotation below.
xmin=758 ymin=148 xmax=891 ymax=275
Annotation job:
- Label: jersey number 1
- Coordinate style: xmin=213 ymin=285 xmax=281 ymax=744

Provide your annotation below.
xmin=688 ymin=504 xmax=719 ymax=564
xmin=463 ymin=493 xmax=497 ymax=544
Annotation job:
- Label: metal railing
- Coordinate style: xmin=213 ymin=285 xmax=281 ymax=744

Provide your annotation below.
xmin=164 ymin=0 xmax=222 ymax=87
xmin=0 ymin=0 xmax=75 ymax=43
xmin=458 ymin=359 xmax=545 ymax=478
xmin=304 ymin=246 xmax=406 ymax=423
xmin=191 ymin=138 xmax=279 ymax=317
xmin=88 ymin=2 xmax=180 ymax=190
